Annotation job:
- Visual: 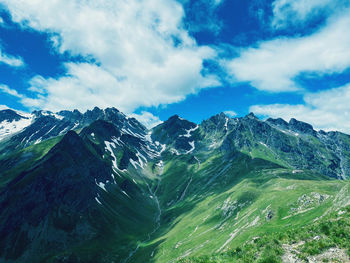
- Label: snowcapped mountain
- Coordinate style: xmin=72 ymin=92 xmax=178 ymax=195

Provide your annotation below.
xmin=0 ymin=109 xmax=34 ymax=142
xmin=0 ymin=107 xmax=148 ymax=155
xmin=0 ymin=106 xmax=350 ymax=263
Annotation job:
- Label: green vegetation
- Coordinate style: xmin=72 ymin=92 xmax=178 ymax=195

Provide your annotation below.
xmin=2 ymin=113 xmax=350 ymax=263
xmin=0 ymin=136 xmax=61 ymax=189
xmin=177 ymin=206 xmax=350 ymax=263
xmin=129 ymin=151 xmax=350 ymax=263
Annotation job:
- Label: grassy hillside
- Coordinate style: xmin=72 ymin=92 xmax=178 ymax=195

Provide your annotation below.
xmin=127 ymin=151 xmax=350 ymax=263
xmin=177 ymin=204 xmax=350 ymax=263
xmin=0 ymin=136 xmax=62 ymax=190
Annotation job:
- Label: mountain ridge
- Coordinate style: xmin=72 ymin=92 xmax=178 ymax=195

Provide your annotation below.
xmin=0 ymin=106 xmax=350 ymax=262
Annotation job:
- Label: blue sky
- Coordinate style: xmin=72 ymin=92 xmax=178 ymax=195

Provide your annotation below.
xmin=0 ymin=0 xmax=350 ymax=132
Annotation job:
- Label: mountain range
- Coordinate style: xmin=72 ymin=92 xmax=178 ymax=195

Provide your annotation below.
xmin=0 ymin=107 xmax=350 ymax=263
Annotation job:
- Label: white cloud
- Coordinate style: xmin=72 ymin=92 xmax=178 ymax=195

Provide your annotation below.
xmin=213 ymin=0 xmax=223 ymax=6
xmin=129 ymin=111 xmax=162 ymax=129
xmin=0 ymin=0 xmax=219 ymax=113
xmin=0 ymin=104 xmax=10 ymax=110
xmin=224 ymin=110 xmax=237 ymax=117
xmin=0 ymin=49 xmax=24 ymax=67
xmin=250 ymin=83 xmax=350 ymax=133
xmin=0 ymin=85 xmax=24 ymax=98
xmin=271 ymin=0 xmax=341 ymax=29
xmin=224 ymin=9 xmax=350 ymax=92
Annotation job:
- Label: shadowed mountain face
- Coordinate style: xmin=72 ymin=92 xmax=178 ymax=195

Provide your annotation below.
xmin=0 ymin=109 xmax=27 ymax=123
xmin=0 ymin=127 xmax=158 ymax=262
xmin=0 ymin=107 xmax=350 ymax=262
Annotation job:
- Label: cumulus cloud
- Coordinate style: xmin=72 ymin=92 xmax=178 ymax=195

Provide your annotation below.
xmin=271 ymin=0 xmax=350 ymax=30
xmin=0 ymin=0 xmax=219 ymax=113
xmin=129 ymin=111 xmax=163 ymax=129
xmin=224 ymin=110 xmax=237 ymax=117
xmin=0 ymin=85 xmax=24 ymax=98
xmin=223 ymin=9 xmax=350 ymax=92
xmin=250 ymin=83 xmax=350 ymax=133
xmin=271 ymin=0 xmax=343 ymax=29
xmin=0 ymin=49 xmax=24 ymax=67
xmin=0 ymin=104 xmax=10 ymax=110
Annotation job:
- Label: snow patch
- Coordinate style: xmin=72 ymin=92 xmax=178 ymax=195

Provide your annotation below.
xmin=144 ymin=131 xmax=152 ymax=143
xmin=111 ymin=173 xmax=116 ymax=183
xmin=95 ymin=179 xmax=107 ymax=191
xmin=185 ymin=141 xmax=195 ymax=154
xmin=105 ymin=141 xmax=126 ymax=172
xmin=224 ymin=117 xmax=228 ymax=130
xmin=95 ymin=197 xmax=102 ymax=205
xmin=180 ymin=125 xmax=199 ymax=138
xmin=34 ymin=138 xmax=42 ymax=145
xmin=170 ymin=148 xmax=181 ymax=155
xmin=53 ymin=113 xmax=64 ymax=120
xmin=130 ymin=159 xmax=139 ymax=169
xmin=71 ymin=122 xmax=79 ymax=130
xmin=156 ymin=160 xmax=164 ymax=167
xmin=44 ymin=125 xmax=57 ymax=136
xmin=0 ymin=116 xmax=33 ymax=141
xmin=122 ymin=190 xmax=130 ymax=198
xmin=155 ymin=141 xmax=167 ymax=154
xmin=160 ymin=143 xmax=166 ymax=153
xmin=59 ymin=126 xmax=70 ymax=135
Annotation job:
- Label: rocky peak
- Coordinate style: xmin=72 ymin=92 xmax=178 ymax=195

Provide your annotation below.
xmin=201 ymin=112 xmax=235 ymax=134
xmin=0 ymin=109 xmax=27 ymax=122
xmin=151 ymin=115 xmax=198 ymax=153
xmin=166 ymin=115 xmax=184 ymax=124
xmin=266 ymin=118 xmax=289 ymax=129
xmin=208 ymin=112 xmax=228 ymax=125
xmin=82 ymin=106 xmax=104 ymax=123
xmin=57 ymin=109 xmax=83 ymax=120
xmin=32 ymin=110 xmax=47 ymax=118
xmin=244 ymin=112 xmax=259 ymax=120
xmin=289 ymin=118 xmax=316 ymax=135
xmin=161 ymin=115 xmax=196 ymax=133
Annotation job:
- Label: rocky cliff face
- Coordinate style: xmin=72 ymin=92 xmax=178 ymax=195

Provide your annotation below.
xmin=198 ymin=112 xmax=350 ymax=179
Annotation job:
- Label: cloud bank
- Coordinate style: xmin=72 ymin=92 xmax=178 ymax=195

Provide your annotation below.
xmin=271 ymin=0 xmax=349 ymax=29
xmin=224 ymin=8 xmax=350 ymax=92
xmin=0 ymin=0 xmax=219 ymax=113
xmin=251 ymin=83 xmax=350 ymax=133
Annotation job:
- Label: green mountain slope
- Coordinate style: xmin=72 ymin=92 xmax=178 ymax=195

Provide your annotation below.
xmin=130 ymin=152 xmax=349 ymax=263
xmin=0 ymin=130 xmax=158 ymax=262
xmin=1 ymin=108 xmax=350 ymax=263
